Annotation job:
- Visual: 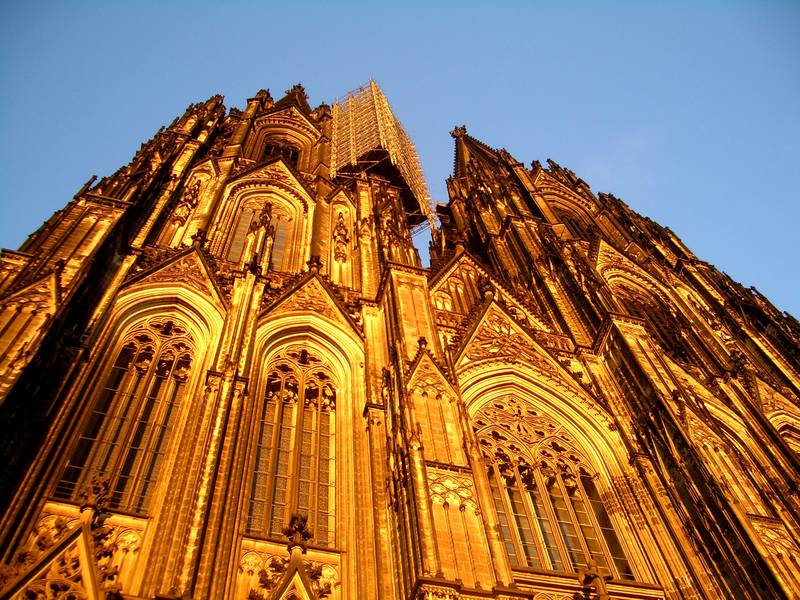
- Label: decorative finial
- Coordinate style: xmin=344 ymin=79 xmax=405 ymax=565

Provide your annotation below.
xmin=79 ymin=476 xmax=109 ymax=513
xmin=418 ymin=337 xmax=428 ymax=350
xmin=286 ymin=83 xmax=308 ymax=99
xmin=478 ymin=276 xmax=495 ymax=300
xmin=578 ymin=558 xmax=612 ymax=600
xmin=307 ymin=255 xmax=322 ymax=274
xmin=191 ymin=229 xmax=206 ymax=248
xmin=283 ymin=514 xmax=312 ymax=553
xmin=450 ymin=125 xmax=467 ymax=139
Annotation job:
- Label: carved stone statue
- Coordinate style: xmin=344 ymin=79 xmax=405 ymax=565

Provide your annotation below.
xmin=333 ymin=211 xmax=350 ymax=262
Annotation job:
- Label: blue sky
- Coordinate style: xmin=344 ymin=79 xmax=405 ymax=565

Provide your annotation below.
xmin=1 ymin=1 xmax=798 ymax=315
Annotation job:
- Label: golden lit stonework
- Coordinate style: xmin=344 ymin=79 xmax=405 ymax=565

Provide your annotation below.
xmin=0 ymin=83 xmax=798 ymax=600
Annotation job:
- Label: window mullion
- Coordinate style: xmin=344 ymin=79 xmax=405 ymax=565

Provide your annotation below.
xmin=286 ymin=379 xmax=303 ymax=518
xmin=132 ymin=370 xmax=182 ymax=512
xmin=559 ymin=473 xmax=593 ymax=569
xmin=104 ymin=355 xmax=154 ymax=498
xmin=531 ymin=468 xmax=565 ymax=571
xmin=125 ymin=369 xmax=172 ymax=509
xmin=505 ymin=464 xmax=540 ymax=568
xmin=582 ymin=474 xmax=634 ymax=579
xmin=578 ymin=475 xmax=617 ymax=579
xmin=517 ymin=466 xmax=546 ymax=568
xmin=266 ymin=378 xmax=288 ymax=536
xmin=83 ymin=354 xmax=140 ymax=484
xmin=488 ymin=468 xmax=522 ymax=566
xmin=539 ymin=468 xmax=573 ymax=572
xmin=308 ymin=406 xmax=322 ymax=537
xmin=113 ymin=347 xmax=171 ymax=509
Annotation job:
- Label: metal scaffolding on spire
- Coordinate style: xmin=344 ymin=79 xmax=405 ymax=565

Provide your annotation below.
xmin=331 ymin=81 xmax=435 ymax=229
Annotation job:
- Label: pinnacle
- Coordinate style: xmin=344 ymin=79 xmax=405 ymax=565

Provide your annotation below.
xmin=450 ymin=125 xmax=467 ymax=138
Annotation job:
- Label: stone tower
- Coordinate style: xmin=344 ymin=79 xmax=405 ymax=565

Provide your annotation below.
xmin=0 ymin=83 xmax=798 ymax=600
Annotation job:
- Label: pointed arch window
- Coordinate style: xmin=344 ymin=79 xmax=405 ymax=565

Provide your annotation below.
xmin=474 ymin=396 xmax=633 ymax=580
xmin=614 ymin=283 xmax=691 ymax=363
xmin=246 ymin=347 xmax=336 ymax=548
xmin=224 ymin=200 xmax=295 ymax=271
xmin=54 ymin=318 xmax=193 ymax=513
xmin=227 ymin=206 xmax=258 ymax=262
xmin=269 ymin=216 xmax=292 ymax=272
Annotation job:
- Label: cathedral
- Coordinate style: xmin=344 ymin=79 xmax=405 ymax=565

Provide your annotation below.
xmin=0 ymin=81 xmax=798 ymax=600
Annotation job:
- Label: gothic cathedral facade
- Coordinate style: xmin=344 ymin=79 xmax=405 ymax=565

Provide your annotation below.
xmin=0 ymin=83 xmax=798 ymax=600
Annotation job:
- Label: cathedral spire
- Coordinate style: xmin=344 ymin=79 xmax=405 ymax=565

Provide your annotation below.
xmin=450 ymin=125 xmax=508 ymax=179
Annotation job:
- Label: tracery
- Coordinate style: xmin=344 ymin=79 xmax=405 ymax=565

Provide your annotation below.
xmin=246 ymin=345 xmax=337 ymax=548
xmin=54 ymin=317 xmax=194 ymax=513
xmin=473 ymin=395 xmax=633 ymax=579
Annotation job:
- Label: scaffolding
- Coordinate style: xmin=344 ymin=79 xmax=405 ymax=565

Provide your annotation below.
xmin=332 ymin=81 xmax=434 ymax=228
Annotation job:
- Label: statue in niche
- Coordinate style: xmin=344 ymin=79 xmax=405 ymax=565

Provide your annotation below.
xmin=171 ymin=180 xmax=201 ymax=226
xmin=333 ymin=212 xmax=350 ymax=262
xmin=250 ymin=202 xmax=275 ymax=238
xmin=183 ymin=180 xmax=201 ymax=205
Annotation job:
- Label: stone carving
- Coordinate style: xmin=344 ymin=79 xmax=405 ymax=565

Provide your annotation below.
xmin=427 ymin=470 xmax=478 ymax=510
xmin=246 ymin=555 xmax=336 ymax=600
xmin=245 ymin=515 xmax=336 ymax=600
xmin=171 ymin=180 xmax=201 ymax=226
xmin=203 ymin=251 xmax=235 ymax=302
xmin=248 ymin=555 xmax=289 ymax=598
xmin=240 ymin=551 xmax=265 ymax=577
xmin=273 ymin=279 xmax=339 ymax=322
xmin=450 ymin=125 xmax=467 ymax=138
xmin=0 ymin=512 xmax=78 ymax=591
xmin=16 ymin=540 xmax=87 ymax=600
xmin=284 ymin=514 xmax=312 ymax=551
xmin=146 ymin=255 xmax=216 ymax=297
xmin=0 ymin=477 xmax=136 ymax=599
xmin=578 ymin=558 xmax=612 ymax=600
xmin=752 ymin=518 xmax=800 ymax=559
xmin=408 ymin=355 xmax=450 ymax=397
xmin=250 ymin=202 xmax=275 ymax=236
xmin=462 ymin=308 xmax=565 ymax=388
xmin=115 ymin=529 xmax=141 ymax=556
xmin=129 ymin=246 xmax=182 ymax=278
xmin=79 ymin=477 xmax=124 ymax=598
xmin=463 ymin=308 xmax=536 ymax=363
xmin=358 ymin=216 xmax=372 ymax=240
xmin=473 ymin=395 xmax=593 ymax=476
xmin=332 ymin=212 xmax=350 ymax=262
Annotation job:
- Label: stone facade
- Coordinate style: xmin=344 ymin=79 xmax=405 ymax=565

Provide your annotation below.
xmin=0 ymin=82 xmax=798 ymax=600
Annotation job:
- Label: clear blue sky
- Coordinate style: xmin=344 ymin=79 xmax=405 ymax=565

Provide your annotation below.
xmin=1 ymin=1 xmax=798 ymax=315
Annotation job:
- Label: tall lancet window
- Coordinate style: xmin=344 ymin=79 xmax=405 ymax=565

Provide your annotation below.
xmin=474 ymin=396 xmax=633 ymax=580
xmin=54 ymin=318 xmax=193 ymax=513
xmin=246 ymin=347 xmax=336 ymax=547
xmin=226 ymin=206 xmax=258 ymax=263
xmin=268 ymin=215 xmax=292 ymax=272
